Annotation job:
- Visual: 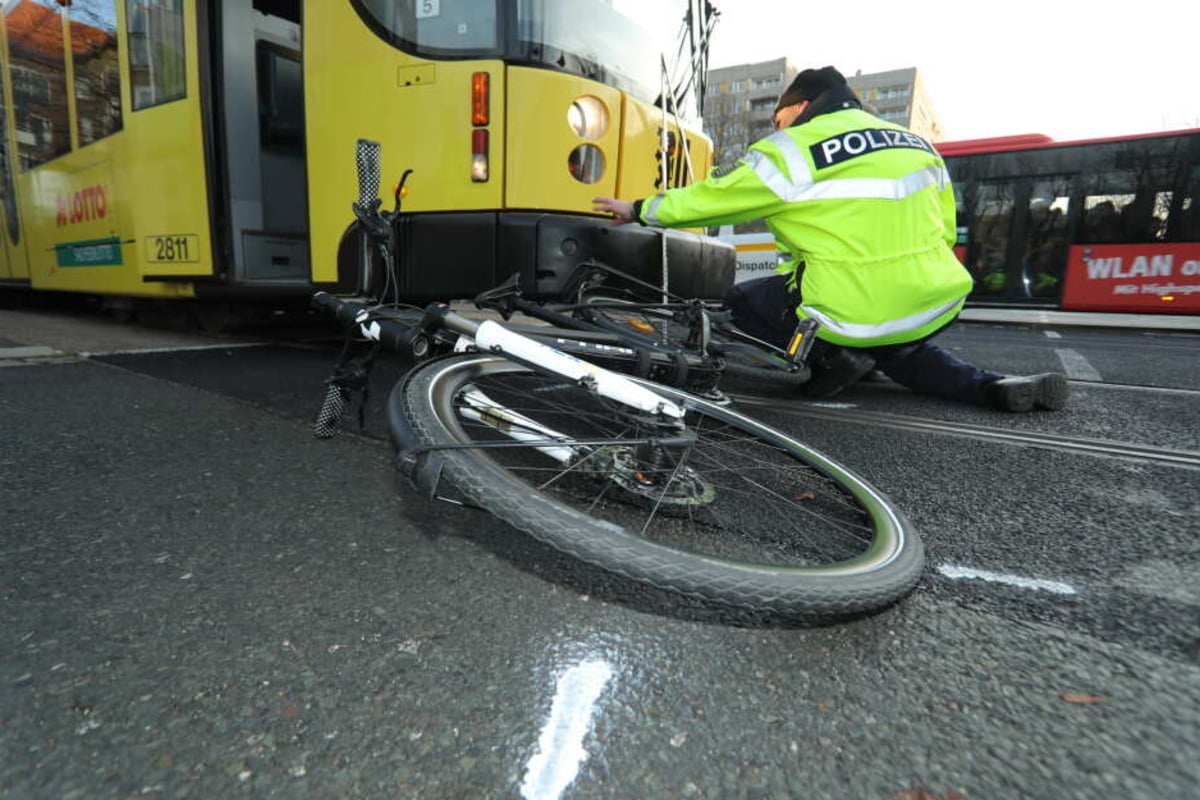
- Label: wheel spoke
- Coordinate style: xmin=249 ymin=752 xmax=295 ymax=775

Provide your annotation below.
xmin=398 ymin=355 xmax=921 ymax=614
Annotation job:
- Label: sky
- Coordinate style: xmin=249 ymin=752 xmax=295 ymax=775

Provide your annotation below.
xmin=704 ymin=0 xmax=1200 ymax=142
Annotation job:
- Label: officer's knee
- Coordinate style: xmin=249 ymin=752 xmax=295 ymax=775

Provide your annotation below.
xmin=722 ymin=282 xmax=747 ymax=310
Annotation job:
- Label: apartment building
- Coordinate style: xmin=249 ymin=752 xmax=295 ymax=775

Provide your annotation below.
xmin=705 ymin=59 xmax=944 ymax=166
xmin=847 ymin=67 xmax=944 ymax=142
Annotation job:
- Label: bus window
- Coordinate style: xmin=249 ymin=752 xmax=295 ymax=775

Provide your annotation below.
xmin=1149 ymin=191 xmax=1173 ymax=241
xmin=70 ymin=0 xmax=123 ymax=145
xmin=1021 ymin=181 xmax=1070 ymax=299
xmin=6 ymin=0 xmax=71 ymax=169
xmin=1079 ymin=170 xmax=1137 ymax=243
xmin=126 ymin=0 xmax=186 ymax=110
xmin=938 ymin=129 xmax=1199 ymax=313
xmin=952 ymin=182 xmax=967 ymax=256
xmin=965 ymin=181 xmax=1014 ymax=296
xmin=1179 ymin=167 xmax=1200 ymax=241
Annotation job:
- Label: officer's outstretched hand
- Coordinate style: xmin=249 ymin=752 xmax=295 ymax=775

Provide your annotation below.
xmin=592 ymin=196 xmax=635 ymax=225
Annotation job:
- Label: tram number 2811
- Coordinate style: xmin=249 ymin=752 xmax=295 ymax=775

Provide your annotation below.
xmin=146 ymin=235 xmax=200 ymax=263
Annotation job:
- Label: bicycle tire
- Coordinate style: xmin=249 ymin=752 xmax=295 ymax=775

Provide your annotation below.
xmin=389 ymin=354 xmax=923 ymax=616
xmin=715 ymin=347 xmax=812 ymax=393
xmin=575 ymin=295 xmax=810 ymax=395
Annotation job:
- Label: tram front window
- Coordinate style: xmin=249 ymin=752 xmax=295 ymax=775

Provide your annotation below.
xmin=516 ymin=0 xmax=697 ymax=116
xmin=354 ymin=0 xmax=699 ymax=117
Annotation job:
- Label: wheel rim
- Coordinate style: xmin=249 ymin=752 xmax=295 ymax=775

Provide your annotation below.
xmin=422 ymin=357 xmax=908 ymax=577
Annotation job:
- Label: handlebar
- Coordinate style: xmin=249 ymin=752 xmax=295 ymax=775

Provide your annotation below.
xmin=312 ymin=292 xmax=489 ymax=364
xmin=311 ymin=291 xmax=434 ymax=359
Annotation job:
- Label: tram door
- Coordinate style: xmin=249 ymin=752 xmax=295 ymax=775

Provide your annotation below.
xmin=212 ymin=0 xmax=309 ymax=287
xmin=964 ymin=177 xmax=1073 ymax=303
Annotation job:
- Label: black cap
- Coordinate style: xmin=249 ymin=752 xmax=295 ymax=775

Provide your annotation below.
xmin=775 ymin=66 xmax=848 ymax=113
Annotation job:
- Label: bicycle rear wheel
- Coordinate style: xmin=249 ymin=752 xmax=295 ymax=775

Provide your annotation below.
xmin=390 ymin=354 xmax=923 ymax=616
xmin=576 ymin=296 xmax=810 ymax=394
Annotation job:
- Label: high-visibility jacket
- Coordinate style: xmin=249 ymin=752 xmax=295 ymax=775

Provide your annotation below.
xmin=636 ymin=108 xmax=973 ymax=348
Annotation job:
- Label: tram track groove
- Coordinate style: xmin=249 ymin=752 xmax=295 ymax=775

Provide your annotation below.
xmin=732 ymin=396 xmax=1200 ymax=470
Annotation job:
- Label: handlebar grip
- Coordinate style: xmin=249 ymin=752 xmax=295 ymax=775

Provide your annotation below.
xmin=355 ymin=138 xmax=382 ymax=209
xmin=312 ymin=290 xmax=351 ymax=319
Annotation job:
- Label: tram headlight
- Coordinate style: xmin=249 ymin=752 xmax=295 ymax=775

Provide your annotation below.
xmin=567 ymin=96 xmax=608 ymax=140
xmin=568 ymin=144 xmax=605 ymax=184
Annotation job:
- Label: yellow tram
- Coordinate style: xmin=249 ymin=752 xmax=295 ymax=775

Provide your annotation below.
xmin=0 ymin=0 xmax=729 ymax=317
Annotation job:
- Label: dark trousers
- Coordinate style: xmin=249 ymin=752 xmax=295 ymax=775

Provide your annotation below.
xmin=723 ymin=274 xmax=1003 ymax=405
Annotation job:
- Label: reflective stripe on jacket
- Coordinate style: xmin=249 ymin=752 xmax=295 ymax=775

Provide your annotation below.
xmin=637 ymin=108 xmax=973 ymax=347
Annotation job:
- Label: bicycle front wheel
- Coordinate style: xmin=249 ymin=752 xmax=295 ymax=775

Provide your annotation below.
xmin=390 ymin=354 xmax=923 ymax=616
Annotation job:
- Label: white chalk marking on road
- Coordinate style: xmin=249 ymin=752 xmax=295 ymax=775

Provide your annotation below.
xmin=1055 ymin=348 xmax=1102 ymax=381
xmin=81 ymin=342 xmax=265 ymax=357
xmin=1043 ymin=330 xmax=1063 ymax=339
xmin=938 ymin=563 xmax=1078 ymax=595
xmin=0 ymin=346 xmax=61 ymax=358
xmin=520 ymin=659 xmax=614 ymax=800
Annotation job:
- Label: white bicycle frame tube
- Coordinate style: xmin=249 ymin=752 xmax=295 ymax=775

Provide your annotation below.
xmin=472 ymin=320 xmax=685 ymax=423
xmin=353 ymin=313 xmax=683 ymax=424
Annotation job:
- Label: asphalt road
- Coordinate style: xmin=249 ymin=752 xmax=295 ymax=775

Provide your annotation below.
xmin=1 ymin=305 xmax=1197 ymax=800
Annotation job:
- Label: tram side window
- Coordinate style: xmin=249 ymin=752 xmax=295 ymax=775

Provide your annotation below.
xmin=0 ymin=58 xmax=16 ymax=245
xmin=257 ymin=44 xmax=303 ymax=149
xmin=6 ymin=0 xmax=72 ymax=169
xmin=71 ymin=0 xmax=123 ymax=145
xmin=126 ymin=0 xmax=186 ymax=110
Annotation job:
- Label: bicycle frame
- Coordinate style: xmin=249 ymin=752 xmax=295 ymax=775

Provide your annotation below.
xmin=477 ymin=259 xmax=817 ymax=372
xmin=313 ymin=292 xmax=684 ymax=423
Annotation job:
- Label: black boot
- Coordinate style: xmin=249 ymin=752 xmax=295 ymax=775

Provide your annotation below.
xmin=984 ymin=373 xmax=1069 ymax=411
xmin=799 ymin=348 xmax=877 ymax=399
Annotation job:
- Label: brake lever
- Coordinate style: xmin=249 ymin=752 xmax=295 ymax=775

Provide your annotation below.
xmin=352 ymin=198 xmax=391 ymax=241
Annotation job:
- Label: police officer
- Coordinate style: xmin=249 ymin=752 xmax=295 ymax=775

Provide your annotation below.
xmin=593 ymin=66 xmax=1068 ymax=412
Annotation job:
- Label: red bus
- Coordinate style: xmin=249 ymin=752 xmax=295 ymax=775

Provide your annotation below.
xmin=937 ymin=129 xmax=1200 ymax=314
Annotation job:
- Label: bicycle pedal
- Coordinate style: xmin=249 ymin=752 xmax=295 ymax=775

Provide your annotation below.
xmin=786 ymin=318 xmax=819 ymax=362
